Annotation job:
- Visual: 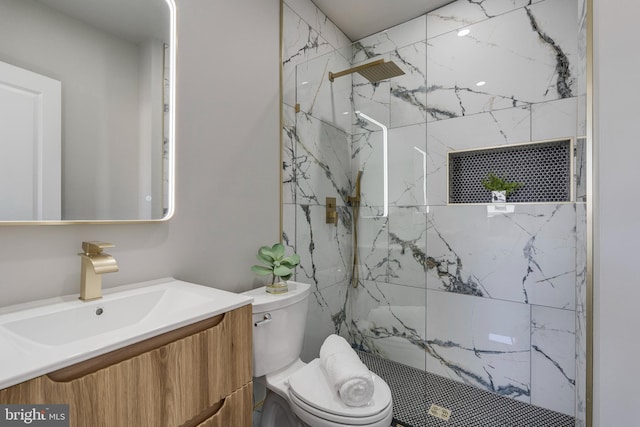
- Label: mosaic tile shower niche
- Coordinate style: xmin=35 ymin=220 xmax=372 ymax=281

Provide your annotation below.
xmin=281 ymin=0 xmax=587 ymax=424
xmin=448 ymin=138 xmax=573 ymax=204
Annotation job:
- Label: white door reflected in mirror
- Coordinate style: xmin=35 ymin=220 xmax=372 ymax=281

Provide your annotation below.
xmin=0 ymin=61 xmax=61 ymax=220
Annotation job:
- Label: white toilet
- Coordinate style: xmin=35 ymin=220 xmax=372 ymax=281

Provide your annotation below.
xmin=242 ymin=282 xmax=393 ymax=427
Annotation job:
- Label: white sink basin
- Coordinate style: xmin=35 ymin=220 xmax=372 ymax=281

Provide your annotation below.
xmin=0 ymin=278 xmax=253 ymax=390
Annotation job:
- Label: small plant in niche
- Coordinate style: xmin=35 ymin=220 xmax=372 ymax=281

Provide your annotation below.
xmin=251 ymin=242 xmax=300 ymax=294
xmin=481 ymin=173 xmax=523 ymax=202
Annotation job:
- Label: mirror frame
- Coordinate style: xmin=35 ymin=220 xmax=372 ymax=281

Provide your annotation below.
xmin=1 ymin=0 xmax=176 ymax=225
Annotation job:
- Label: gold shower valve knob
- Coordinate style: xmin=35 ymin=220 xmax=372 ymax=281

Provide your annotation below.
xmin=325 ymin=197 xmax=337 ymax=225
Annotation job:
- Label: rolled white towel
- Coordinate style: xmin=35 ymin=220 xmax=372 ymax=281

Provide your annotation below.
xmin=319 ymin=334 xmax=374 ymax=407
xmin=319 ymin=333 xmax=353 ymax=360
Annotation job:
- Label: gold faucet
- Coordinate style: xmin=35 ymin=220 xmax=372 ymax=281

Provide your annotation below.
xmin=78 ymin=241 xmax=119 ymax=301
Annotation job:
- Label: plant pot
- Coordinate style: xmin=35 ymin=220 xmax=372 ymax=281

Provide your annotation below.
xmin=266 ymin=281 xmax=289 ymax=294
xmin=491 ymin=190 xmax=507 ymax=203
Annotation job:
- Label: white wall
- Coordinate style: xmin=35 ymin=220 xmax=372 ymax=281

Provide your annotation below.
xmin=0 ymin=0 xmax=280 ymax=306
xmin=593 ymin=0 xmax=640 ymax=425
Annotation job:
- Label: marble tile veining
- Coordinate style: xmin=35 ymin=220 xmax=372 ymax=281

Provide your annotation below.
xmin=353 ymin=16 xmax=427 ymax=63
xmin=426 ymin=0 xmax=578 ymax=121
xmin=426 ymin=290 xmax=531 ymax=402
xmin=426 ymin=0 xmax=542 ymax=40
xmin=427 ymin=204 xmax=577 ymax=310
xmin=296 ymin=204 xmax=351 ymax=290
xmin=295 ymin=113 xmax=352 ymax=206
xmin=531 ymin=305 xmax=576 ymax=416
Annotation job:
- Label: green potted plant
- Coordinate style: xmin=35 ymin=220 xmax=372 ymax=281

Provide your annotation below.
xmin=251 ymin=242 xmax=300 ymax=294
xmin=481 ymin=173 xmax=523 ymax=203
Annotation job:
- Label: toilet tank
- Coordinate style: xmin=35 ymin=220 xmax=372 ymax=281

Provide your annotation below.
xmin=242 ymin=281 xmax=311 ymax=377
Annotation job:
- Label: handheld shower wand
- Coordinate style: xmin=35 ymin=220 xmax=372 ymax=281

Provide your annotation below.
xmin=349 ymin=171 xmax=363 ymax=288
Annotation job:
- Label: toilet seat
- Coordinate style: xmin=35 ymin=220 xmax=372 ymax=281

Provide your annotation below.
xmin=289 ymin=390 xmax=393 ymax=426
xmin=287 ymin=359 xmax=393 ymax=425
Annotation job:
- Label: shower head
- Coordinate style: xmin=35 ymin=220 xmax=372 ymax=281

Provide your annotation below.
xmin=329 ymin=59 xmax=405 ymax=83
xmin=357 ymin=61 xmax=405 ymax=83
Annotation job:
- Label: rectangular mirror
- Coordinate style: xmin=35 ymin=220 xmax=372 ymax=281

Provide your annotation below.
xmin=0 ymin=0 xmax=175 ymax=223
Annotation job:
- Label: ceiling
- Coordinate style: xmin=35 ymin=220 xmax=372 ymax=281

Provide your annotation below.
xmin=311 ymin=0 xmax=455 ymax=41
xmin=34 ymin=0 xmax=451 ymax=45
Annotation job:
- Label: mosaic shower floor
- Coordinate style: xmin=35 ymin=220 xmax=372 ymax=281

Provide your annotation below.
xmin=357 ymin=351 xmax=575 ymax=427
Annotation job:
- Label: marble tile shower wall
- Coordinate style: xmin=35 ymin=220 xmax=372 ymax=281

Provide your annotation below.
xmin=282 ymin=0 xmax=585 ymax=419
xmin=281 ymin=0 xmax=353 ymax=364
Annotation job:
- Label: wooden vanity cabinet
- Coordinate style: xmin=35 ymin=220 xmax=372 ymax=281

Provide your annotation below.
xmin=0 ymin=304 xmax=253 ymax=427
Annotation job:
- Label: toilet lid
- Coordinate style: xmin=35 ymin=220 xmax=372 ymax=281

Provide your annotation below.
xmin=287 ymin=359 xmax=392 ymax=419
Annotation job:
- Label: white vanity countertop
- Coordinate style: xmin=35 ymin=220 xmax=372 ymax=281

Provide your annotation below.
xmin=0 ymin=277 xmax=253 ymax=390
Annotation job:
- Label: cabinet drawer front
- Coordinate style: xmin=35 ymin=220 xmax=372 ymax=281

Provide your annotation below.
xmin=0 ymin=304 xmax=252 ymax=427
xmin=193 ymin=383 xmax=253 ymax=427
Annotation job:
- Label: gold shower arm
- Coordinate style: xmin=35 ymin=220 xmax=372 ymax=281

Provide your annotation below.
xmin=328 ymin=59 xmax=384 ymax=82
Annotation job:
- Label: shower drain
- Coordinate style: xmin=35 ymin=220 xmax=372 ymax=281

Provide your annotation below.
xmin=428 ymin=404 xmax=452 ymax=421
